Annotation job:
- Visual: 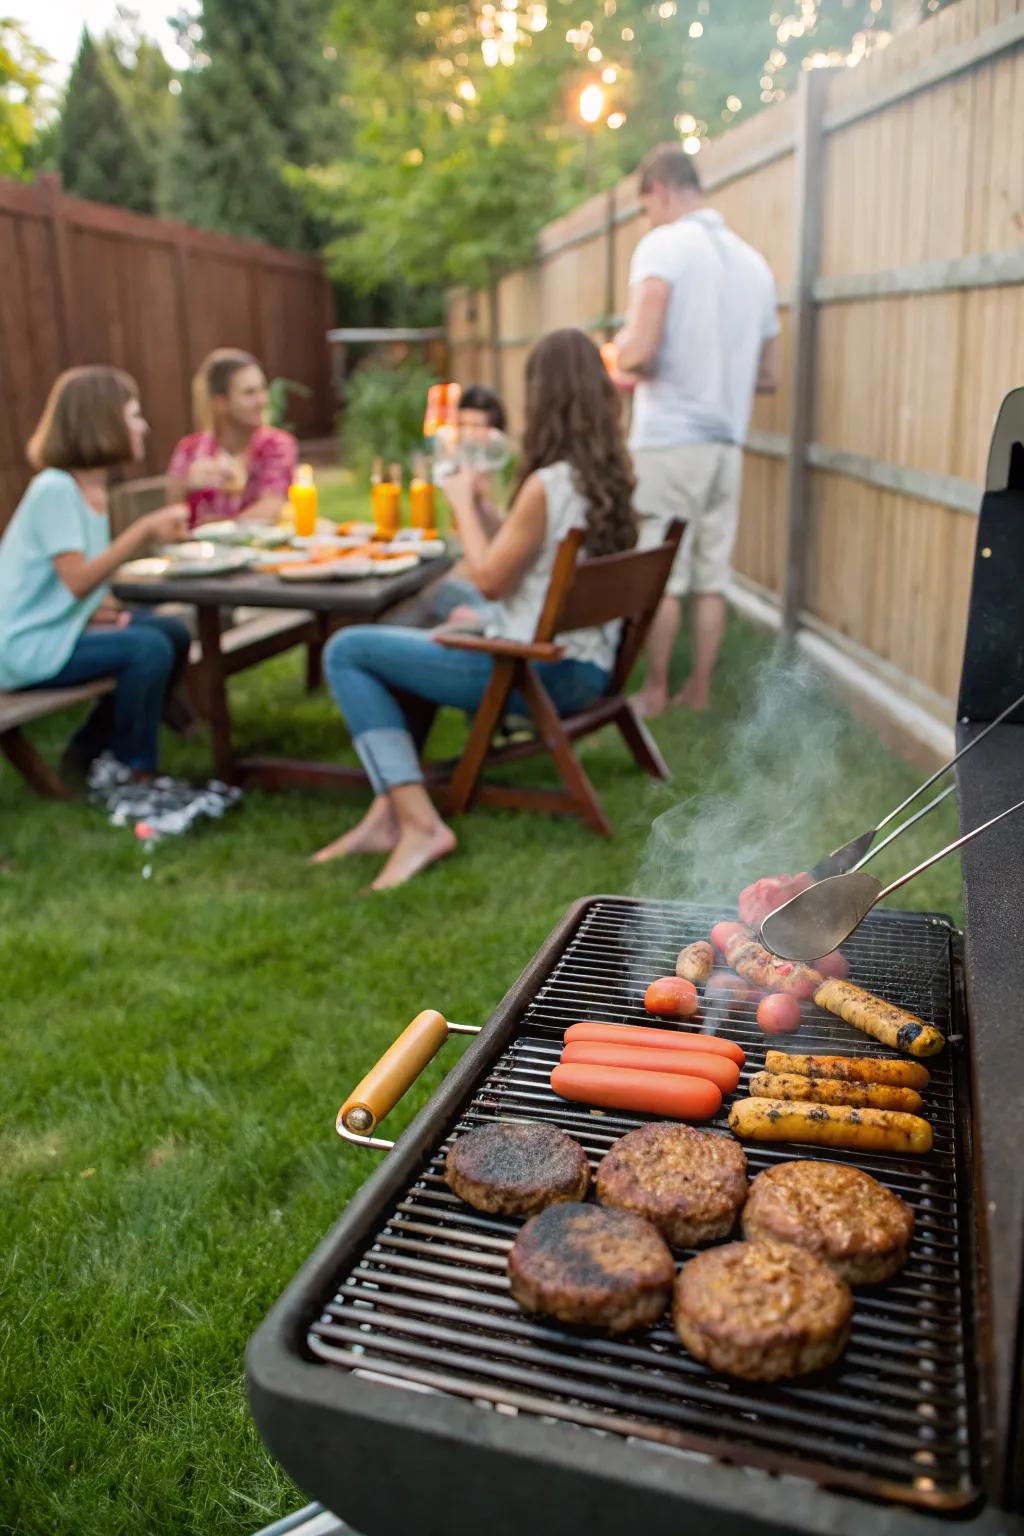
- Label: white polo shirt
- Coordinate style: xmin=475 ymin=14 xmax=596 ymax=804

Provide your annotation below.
xmin=627 ymin=208 xmax=780 ymax=451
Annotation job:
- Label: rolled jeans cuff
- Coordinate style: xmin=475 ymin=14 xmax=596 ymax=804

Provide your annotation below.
xmin=353 ymin=727 xmax=423 ymax=794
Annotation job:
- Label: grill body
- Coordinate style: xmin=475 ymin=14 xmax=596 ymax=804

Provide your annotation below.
xmin=247 ymin=897 xmax=1016 ymax=1536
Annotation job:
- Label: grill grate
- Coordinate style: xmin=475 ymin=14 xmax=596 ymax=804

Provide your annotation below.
xmin=309 ymin=899 xmax=980 ymax=1513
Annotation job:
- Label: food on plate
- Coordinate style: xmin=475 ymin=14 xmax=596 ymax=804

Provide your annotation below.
xmin=507 ymin=1201 xmax=674 ymax=1333
xmin=564 ymin=1021 xmax=744 ymax=1066
xmin=813 ymin=950 xmax=850 ymax=980
xmin=728 ymin=1097 xmax=933 ymax=1155
xmin=444 ymin=1121 xmax=590 ymax=1216
xmin=756 ymin=993 xmax=802 ymax=1035
xmin=765 ymin=1050 xmax=930 ymax=1090
xmin=721 ymin=924 xmax=823 ymax=1000
xmin=814 ymin=978 xmax=945 ymax=1057
xmin=749 ymin=1070 xmax=924 ymax=1114
xmin=560 ymin=1041 xmax=740 ymax=1095
xmin=644 ymin=976 xmax=699 ymax=1019
xmin=673 ymin=1239 xmax=853 ymax=1380
xmin=737 ymin=873 xmax=814 ymax=930
xmin=675 ymin=941 xmax=715 ymax=986
xmin=551 ymin=1062 xmax=722 ymax=1120
xmin=742 ymin=1161 xmax=914 ymax=1284
xmin=596 ymin=1123 xmax=748 ymax=1247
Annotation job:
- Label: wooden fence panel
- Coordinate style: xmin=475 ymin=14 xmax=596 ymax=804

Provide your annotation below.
xmin=448 ymin=0 xmax=1023 ymax=720
xmin=0 ymin=176 xmax=334 ymax=523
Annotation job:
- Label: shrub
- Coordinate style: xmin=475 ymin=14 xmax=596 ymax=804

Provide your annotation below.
xmin=340 ymin=358 xmax=437 ymax=479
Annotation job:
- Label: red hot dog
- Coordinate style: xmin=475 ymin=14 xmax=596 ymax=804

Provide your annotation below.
xmin=560 ymin=1040 xmax=741 ymax=1094
xmin=564 ymin=1021 xmax=745 ymax=1066
xmin=551 ymin=1062 xmax=722 ymax=1120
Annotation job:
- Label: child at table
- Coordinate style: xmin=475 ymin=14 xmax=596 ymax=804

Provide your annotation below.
xmin=312 ymin=328 xmax=638 ymax=888
xmin=0 ymin=367 xmax=191 ymax=782
xmin=166 ymin=349 xmax=297 ymax=525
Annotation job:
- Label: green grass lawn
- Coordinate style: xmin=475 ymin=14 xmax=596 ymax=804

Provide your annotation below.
xmin=0 ymin=489 xmax=961 ymax=1535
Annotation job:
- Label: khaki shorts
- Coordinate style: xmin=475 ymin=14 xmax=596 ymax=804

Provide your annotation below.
xmin=632 ymin=442 xmax=743 ymax=598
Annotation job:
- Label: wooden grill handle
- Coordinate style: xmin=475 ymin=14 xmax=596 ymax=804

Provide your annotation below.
xmin=338 ymin=1010 xmax=451 ymax=1138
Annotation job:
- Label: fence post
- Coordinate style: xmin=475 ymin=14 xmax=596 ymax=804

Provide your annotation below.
xmin=39 ymin=174 xmax=74 ymax=366
xmin=781 ymin=68 xmax=828 ymax=642
xmin=603 ymin=186 xmax=617 ymax=338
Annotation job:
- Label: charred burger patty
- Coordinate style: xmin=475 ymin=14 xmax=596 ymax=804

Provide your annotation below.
xmin=596 ymin=1122 xmax=749 ymax=1247
xmin=445 ymin=1121 xmax=590 ymax=1217
xmin=742 ymin=1159 xmax=914 ymax=1284
xmin=508 ymin=1201 xmax=675 ymax=1333
xmin=674 ymin=1238 xmax=853 ymax=1379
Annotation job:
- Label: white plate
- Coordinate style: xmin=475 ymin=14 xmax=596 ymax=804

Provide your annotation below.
xmin=117 ymin=557 xmax=171 ymax=580
xmin=278 ymin=558 xmax=375 ymax=582
xmin=251 ymin=549 xmax=309 ymax=569
xmin=154 ymin=544 xmax=253 ymax=578
xmin=366 ymin=554 xmax=420 ymax=577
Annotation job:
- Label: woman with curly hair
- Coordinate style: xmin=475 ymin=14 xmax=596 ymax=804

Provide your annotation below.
xmin=314 ymin=328 xmax=637 ymax=888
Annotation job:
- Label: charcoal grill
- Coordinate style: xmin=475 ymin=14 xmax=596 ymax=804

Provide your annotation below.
xmin=247 ymin=390 xmax=1024 ymax=1536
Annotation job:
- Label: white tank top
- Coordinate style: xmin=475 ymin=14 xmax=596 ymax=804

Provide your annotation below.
xmin=488 ymin=461 xmax=621 ymax=673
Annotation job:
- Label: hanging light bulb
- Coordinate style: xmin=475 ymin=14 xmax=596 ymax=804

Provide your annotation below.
xmin=528 ymin=3 xmax=548 ymax=29
xmin=481 ymin=36 xmax=500 ymax=64
xmin=578 ymin=82 xmax=606 ymax=123
xmin=607 ymin=110 xmax=626 ymax=128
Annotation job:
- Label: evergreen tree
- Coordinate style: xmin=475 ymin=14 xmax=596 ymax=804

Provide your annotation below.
xmin=57 ymin=30 xmax=157 ymax=213
xmin=162 ymin=0 xmax=345 ymax=249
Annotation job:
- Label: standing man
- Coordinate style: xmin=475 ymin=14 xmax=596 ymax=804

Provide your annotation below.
xmin=614 ymin=145 xmax=781 ymax=716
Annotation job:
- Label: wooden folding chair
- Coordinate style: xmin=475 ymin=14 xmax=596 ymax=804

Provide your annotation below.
xmin=434 ymin=519 xmax=684 ymax=837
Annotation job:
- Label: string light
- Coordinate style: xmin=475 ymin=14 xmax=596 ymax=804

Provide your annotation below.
xmin=658 ymin=1 xmax=676 ymax=16
xmin=527 ymin=2 xmax=549 ymax=28
xmin=689 ymin=20 xmax=703 ymax=36
xmin=588 ymin=44 xmax=603 ymax=60
xmin=481 ymin=36 xmax=500 ymax=64
xmin=578 ymin=82 xmax=606 ymax=122
xmin=621 ymin=25 xmax=634 ymax=39
xmin=601 ymin=65 xmax=617 ymax=83
xmin=682 ymin=134 xmax=701 ymax=154
xmin=457 ymin=79 xmax=477 ymax=100
xmin=675 ymin=111 xmax=696 ymax=132
xmin=607 ymin=110 xmax=626 ymax=128
xmin=726 ymin=94 xmax=742 ymax=110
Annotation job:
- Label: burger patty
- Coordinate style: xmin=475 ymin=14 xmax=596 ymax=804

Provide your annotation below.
xmin=445 ymin=1121 xmax=590 ymax=1217
xmin=742 ymin=1160 xmax=914 ymax=1284
xmin=674 ymin=1239 xmax=853 ymax=1380
xmin=596 ymin=1123 xmax=749 ymax=1247
xmin=508 ymin=1202 xmax=675 ymax=1333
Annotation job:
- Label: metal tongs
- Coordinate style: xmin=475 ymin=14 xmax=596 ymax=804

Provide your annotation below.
xmin=759 ymin=686 xmax=1024 ymax=961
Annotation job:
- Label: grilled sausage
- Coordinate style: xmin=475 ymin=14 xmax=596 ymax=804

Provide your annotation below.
xmin=728 ymin=1097 xmax=933 ymax=1155
xmin=765 ymin=1050 xmax=930 ymax=1090
xmin=749 ymin=1070 xmax=924 ymax=1114
xmin=813 ymin=979 xmax=946 ymax=1058
xmin=676 ymin=941 xmax=715 ymax=986
xmin=565 ymin=1021 xmax=745 ymax=1066
xmin=561 ymin=1041 xmax=741 ymax=1095
xmin=551 ymin=1063 xmax=722 ymax=1120
xmin=723 ymin=926 xmax=823 ymax=1001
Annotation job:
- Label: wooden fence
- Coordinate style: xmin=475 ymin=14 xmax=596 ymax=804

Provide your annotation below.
xmin=448 ymin=0 xmax=1024 ymax=722
xmin=0 ymin=175 xmax=335 ymax=522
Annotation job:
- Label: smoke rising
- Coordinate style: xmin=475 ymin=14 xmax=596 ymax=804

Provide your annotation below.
xmin=633 ymin=649 xmax=848 ymax=911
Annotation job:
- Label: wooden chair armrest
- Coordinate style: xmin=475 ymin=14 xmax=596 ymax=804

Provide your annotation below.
xmin=434 ymin=632 xmax=566 ymax=662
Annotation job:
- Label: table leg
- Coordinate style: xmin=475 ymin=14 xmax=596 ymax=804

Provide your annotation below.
xmin=196 ymin=607 xmax=235 ymax=782
xmin=305 ymin=613 xmax=329 ymax=692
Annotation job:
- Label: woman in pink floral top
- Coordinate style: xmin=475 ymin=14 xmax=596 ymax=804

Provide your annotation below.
xmin=166 ymin=349 xmax=297 ymax=525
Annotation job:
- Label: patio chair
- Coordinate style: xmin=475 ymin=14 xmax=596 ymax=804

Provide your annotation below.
xmin=434 ymin=518 xmax=684 ymax=837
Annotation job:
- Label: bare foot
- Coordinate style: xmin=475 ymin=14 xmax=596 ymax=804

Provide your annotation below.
xmin=370 ymin=823 xmax=457 ymax=890
xmin=672 ymin=677 xmax=711 ymax=711
xmin=632 ymin=687 xmax=668 ymax=720
xmin=311 ymin=801 xmax=398 ymax=864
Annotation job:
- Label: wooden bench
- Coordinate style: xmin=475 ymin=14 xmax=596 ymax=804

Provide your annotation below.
xmin=0 ymin=679 xmax=114 ymax=797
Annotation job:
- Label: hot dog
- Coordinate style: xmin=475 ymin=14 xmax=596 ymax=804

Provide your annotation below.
xmin=749 ymin=1070 xmax=924 ymax=1113
xmin=764 ymin=1050 xmax=930 ymax=1089
xmin=551 ymin=1063 xmax=722 ymax=1121
xmin=561 ymin=1040 xmax=741 ymax=1094
xmin=722 ymin=924 xmax=823 ymax=1000
xmin=813 ymin=978 xmax=946 ymax=1057
xmin=728 ymin=1097 xmax=933 ymax=1155
xmin=675 ymin=941 xmax=715 ymax=986
xmin=564 ymin=1021 xmax=745 ymax=1066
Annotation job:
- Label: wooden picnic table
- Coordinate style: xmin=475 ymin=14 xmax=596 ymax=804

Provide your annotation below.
xmin=112 ymin=558 xmax=452 ymax=785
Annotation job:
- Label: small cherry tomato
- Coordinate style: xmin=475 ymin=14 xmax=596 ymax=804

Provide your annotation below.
xmin=756 ymin=993 xmax=802 ymax=1034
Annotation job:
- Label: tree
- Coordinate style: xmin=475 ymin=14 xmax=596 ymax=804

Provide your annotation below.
xmin=57 ymin=30 xmax=158 ymax=212
xmin=0 ymin=19 xmax=51 ymax=180
xmin=162 ymin=0 xmax=346 ymax=249
xmin=296 ymin=0 xmax=890 ymax=305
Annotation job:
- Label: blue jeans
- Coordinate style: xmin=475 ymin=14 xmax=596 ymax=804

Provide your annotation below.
xmin=34 ymin=612 xmax=191 ymax=772
xmin=324 ymin=625 xmax=609 ymax=794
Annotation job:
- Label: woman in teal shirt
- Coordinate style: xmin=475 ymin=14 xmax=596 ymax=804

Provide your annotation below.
xmin=0 ymin=367 xmax=191 ymax=778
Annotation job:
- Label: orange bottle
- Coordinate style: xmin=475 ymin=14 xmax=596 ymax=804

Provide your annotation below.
xmin=409 ymin=453 xmax=435 ymax=530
